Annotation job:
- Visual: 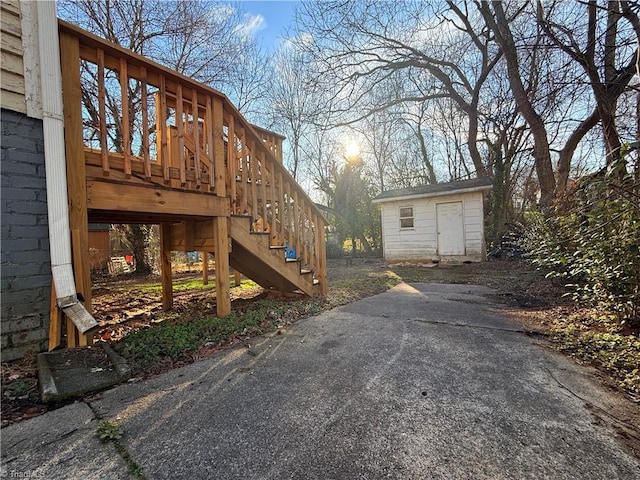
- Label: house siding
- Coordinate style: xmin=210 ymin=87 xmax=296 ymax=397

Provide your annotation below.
xmin=1 ymin=108 xmax=51 ymax=361
xmin=381 ymin=191 xmax=486 ymax=262
xmin=1 ymin=0 xmax=26 ymax=113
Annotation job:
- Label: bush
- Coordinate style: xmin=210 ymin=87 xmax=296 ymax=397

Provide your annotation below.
xmin=325 ymin=239 xmax=344 ymax=259
xmin=522 ymin=157 xmax=639 ymax=324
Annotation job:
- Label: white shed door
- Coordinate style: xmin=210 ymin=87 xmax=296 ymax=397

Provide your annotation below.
xmin=436 ymin=202 xmax=464 ymax=255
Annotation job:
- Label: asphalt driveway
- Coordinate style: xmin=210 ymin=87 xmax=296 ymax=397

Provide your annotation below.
xmin=2 ymin=283 xmax=639 ymax=479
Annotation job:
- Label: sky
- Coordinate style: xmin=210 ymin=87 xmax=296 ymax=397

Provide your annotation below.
xmin=236 ymin=1 xmax=299 ymax=50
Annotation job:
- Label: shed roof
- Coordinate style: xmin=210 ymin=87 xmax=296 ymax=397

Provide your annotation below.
xmin=373 ymin=177 xmax=493 ymax=203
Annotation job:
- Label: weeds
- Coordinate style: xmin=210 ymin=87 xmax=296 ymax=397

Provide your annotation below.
xmin=96 ymin=421 xmax=146 ymax=479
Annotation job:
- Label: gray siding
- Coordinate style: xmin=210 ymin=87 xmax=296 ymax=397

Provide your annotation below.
xmin=1 ymin=107 xmax=51 ymax=361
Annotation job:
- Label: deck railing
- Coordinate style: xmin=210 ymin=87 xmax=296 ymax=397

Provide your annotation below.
xmin=59 ymin=20 xmax=327 ymax=293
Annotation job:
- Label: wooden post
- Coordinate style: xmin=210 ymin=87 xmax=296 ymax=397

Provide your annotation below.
xmin=48 ymin=282 xmax=62 ymax=351
xmin=212 ymin=97 xmax=230 ymax=317
xmin=315 ymin=215 xmax=328 ymax=296
xmin=234 ymin=270 xmax=241 ymax=287
xmin=60 ymin=32 xmax=93 ymax=337
xmin=202 ymin=252 xmax=208 ymax=285
xmin=66 ymin=317 xmax=78 ymax=348
xmin=160 ymin=223 xmax=173 ymax=310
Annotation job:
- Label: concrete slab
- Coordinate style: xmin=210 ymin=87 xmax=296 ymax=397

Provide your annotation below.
xmin=0 ymin=402 xmax=130 ymax=479
xmin=2 ymin=283 xmax=638 ymax=479
xmin=37 ymin=343 xmax=130 ymax=402
xmin=86 ymin=283 xmax=638 ymax=479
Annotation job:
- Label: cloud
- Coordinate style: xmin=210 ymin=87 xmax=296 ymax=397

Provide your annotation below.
xmin=235 ymin=13 xmax=266 ymax=39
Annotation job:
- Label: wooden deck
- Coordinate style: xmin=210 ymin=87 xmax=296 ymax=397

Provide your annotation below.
xmin=54 ymin=21 xmax=327 ymax=348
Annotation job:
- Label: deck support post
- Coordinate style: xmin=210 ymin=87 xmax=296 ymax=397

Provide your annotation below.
xmin=202 ymin=252 xmax=209 ymax=285
xmin=213 ymin=218 xmax=230 ymax=316
xmin=315 ymin=216 xmax=328 ymax=296
xmin=160 ymin=223 xmax=173 ymax=310
xmin=60 ymin=32 xmax=92 ymax=347
xmin=212 ymin=97 xmax=230 ymax=317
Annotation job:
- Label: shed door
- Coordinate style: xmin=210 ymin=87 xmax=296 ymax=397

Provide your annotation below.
xmin=436 ymin=202 xmax=464 ymax=255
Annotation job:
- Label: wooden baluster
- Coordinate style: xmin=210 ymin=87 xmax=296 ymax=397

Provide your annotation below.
xmin=158 ymin=77 xmax=169 ymax=183
xmin=285 ymin=181 xmax=292 ymax=249
xmin=260 ymin=150 xmax=267 ymax=226
xmin=228 ymin=116 xmax=236 ymax=213
xmin=306 ymin=204 xmax=313 ymax=266
xmin=293 ymin=190 xmax=300 ymax=258
xmin=97 ymin=48 xmax=108 ymax=176
xmin=141 ymin=66 xmax=151 ymax=180
xmin=176 ymin=83 xmax=186 ymax=186
xmin=206 ymin=96 xmax=214 ymax=193
xmin=250 ymin=142 xmax=258 ymax=219
xmin=277 ymin=171 xmax=284 ymax=244
xmin=119 ymin=58 xmax=131 ymax=177
xmin=299 ymin=201 xmax=307 ymax=265
xmin=192 ymin=88 xmax=201 ymax=188
xmin=240 ymin=134 xmax=248 ymax=213
xmin=317 ymin=215 xmax=328 ymax=295
xmin=270 ymin=163 xmax=276 ymax=244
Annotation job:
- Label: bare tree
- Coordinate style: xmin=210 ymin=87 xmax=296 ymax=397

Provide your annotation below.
xmin=294 ymin=0 xmax=505 ymax=178
xmin=476 ymin=1 xmax=557 ymax=206
xmin=538 ymin=0 xmax=639 ymax=168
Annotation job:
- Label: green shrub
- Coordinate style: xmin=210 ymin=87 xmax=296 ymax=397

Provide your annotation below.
xmin=522 ymin=157 xmax=639 ymax=324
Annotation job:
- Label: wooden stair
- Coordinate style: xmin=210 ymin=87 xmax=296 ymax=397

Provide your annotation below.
xmin=229 ymin=215 xmax=318 ymax=296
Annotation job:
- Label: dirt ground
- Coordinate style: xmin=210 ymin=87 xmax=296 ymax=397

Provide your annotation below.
xmin=2 ymin=259 xmax=638 ymax=452
xmin=90 ymin=269 xmax=265 ymax=343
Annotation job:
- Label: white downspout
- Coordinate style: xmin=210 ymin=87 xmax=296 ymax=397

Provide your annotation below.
xmin=37 ymin=1 xmax=98 ymax=334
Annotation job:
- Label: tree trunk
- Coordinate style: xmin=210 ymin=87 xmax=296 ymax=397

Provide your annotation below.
xmin=480 ymin=2 xmax=556 ymax=206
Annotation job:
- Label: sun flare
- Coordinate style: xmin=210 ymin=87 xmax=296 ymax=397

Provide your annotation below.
xmin=344 ymin=138 xmax=361 ymax=159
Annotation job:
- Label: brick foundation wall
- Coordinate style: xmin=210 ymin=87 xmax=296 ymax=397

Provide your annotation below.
xmin=1 ymin=108 xmax=52 ymax=362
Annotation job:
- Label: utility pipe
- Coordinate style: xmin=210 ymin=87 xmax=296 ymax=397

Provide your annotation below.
xmin=37 ymin=1 xmax=98 ymax=334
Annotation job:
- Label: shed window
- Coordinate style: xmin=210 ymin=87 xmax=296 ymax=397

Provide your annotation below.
xmin=399 ymin=206 xmax=414 ymax=229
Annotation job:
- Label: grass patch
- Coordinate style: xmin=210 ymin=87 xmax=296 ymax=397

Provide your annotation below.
xmin=140 ymin=277 xmax=258 ymax=294
xmin=115 ymin=298 xmax=315 ymax=373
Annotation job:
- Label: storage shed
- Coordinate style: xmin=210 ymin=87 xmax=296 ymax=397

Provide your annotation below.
xmin=373 ymin=178 xmax=493 ymax=263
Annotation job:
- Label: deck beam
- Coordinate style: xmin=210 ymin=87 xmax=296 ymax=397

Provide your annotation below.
xmin=87 ymin=180 xmax=230 ymax=218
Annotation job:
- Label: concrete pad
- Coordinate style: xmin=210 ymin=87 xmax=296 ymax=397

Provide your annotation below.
xmin=37 ymin=344 xmax=130 ymax=402
xmin=0 ymin=402 xmax=130 ymax=479
xmin=82 ymin=282 xmax=639 ymax=479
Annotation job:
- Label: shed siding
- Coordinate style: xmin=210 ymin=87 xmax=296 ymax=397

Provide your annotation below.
xmin=1 ymin=0 xmax=26 ymax=113
xmin=381 ymin=191 xmax=486 ymax=262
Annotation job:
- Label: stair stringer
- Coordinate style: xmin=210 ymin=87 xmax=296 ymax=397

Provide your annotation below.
xmin=229 ymin=215 xmax=315 ymax=295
